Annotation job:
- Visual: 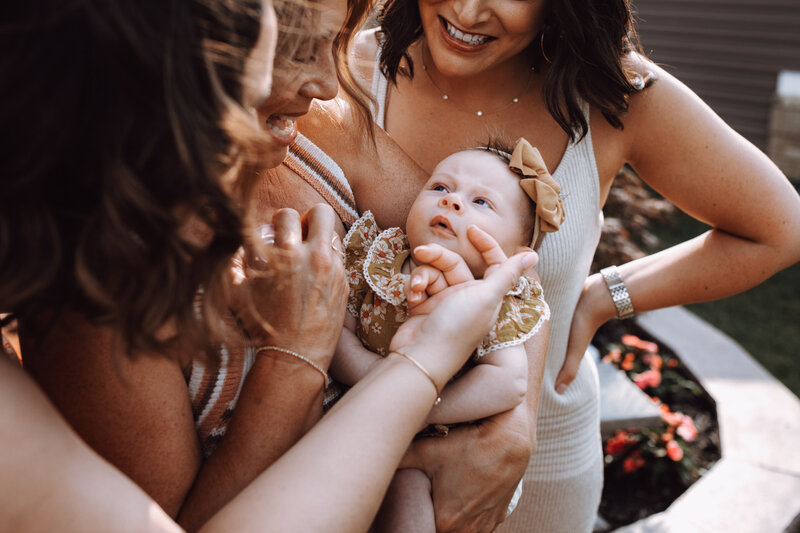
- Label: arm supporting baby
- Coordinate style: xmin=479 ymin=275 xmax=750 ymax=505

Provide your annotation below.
xmin=407 ymin=230 xmax=531 ymax=426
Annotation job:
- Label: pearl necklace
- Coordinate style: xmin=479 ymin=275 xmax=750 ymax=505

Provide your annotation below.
xmin=420 ymin=46 xmax=535 ymax=117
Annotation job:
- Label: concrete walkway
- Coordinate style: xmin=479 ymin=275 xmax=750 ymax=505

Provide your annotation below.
xmin=614 ymin=306 xmax=800 ymax=533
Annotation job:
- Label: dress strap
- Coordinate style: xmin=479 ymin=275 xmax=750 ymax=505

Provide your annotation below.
xmin=283 ymin=132 xmax=359 ymax=226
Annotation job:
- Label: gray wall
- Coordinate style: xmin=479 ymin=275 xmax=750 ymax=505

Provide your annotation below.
xmin=633 ymin=0 xmax=800 ymax=150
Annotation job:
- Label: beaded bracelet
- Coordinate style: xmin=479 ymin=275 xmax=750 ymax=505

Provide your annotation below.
xmin=256 ymin=346 xmax=329 ymax=390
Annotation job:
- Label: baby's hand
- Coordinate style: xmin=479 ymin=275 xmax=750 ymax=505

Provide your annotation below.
xmin=406 ymin=243 xmax=475 ymax=313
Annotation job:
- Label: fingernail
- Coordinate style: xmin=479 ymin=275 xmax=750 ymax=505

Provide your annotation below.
xmin=556 ymin=383 xmax=567 ymax=394
xmin=522 ymin=253 xmax=538 ymax=268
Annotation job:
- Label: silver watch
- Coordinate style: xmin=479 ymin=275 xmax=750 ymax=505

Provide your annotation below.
xmin=600 ymin=266 xmax=635 ymax=320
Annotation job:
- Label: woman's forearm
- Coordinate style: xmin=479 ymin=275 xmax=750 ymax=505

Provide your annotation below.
xmin=594 ymin=228 xmax=800 ymax=322
xmin=177 ymin=351 xmax=326 ymax=531
xmin=200 ymin=354 xmax=440 ymax=533
xmin=1 ymin=358 xmax=183 ymax=533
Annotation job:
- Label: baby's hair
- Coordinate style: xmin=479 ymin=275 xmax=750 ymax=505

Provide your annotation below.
xmin=469 ymin=138 xmax=537 ymax=248
xmin=472 ymin=137 xmax=514 ymax=163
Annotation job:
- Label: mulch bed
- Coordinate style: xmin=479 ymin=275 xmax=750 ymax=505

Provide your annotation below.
xmin=593 ymin=321 xmax=721 ymax=529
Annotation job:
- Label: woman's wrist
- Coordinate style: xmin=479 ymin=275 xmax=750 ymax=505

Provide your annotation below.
xmin=583 ymin=273 xmax=621 ymax=328
xmin=384 ymin=352 xmax=442 ymax=407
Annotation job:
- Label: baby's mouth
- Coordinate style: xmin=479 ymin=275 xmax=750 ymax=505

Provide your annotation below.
xmin=430 ymin=215 xmax=456 ymax=236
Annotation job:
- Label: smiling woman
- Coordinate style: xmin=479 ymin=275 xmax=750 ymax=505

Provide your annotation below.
xmin=0 ymin=0 xmax=545 ymax=531
xmin=256 ymin=0 xmax=345 ymax=168
xmin=287 ymin=0 xmax=800 ymax=530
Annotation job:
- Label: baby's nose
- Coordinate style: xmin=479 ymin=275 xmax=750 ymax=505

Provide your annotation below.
xmin=439 ymin=195 xmax=462 ymax=212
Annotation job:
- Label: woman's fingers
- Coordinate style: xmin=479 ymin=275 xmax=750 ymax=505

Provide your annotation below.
xmin=466 ymin=225 xmax=508 ymax=267
xmin=412 ymin=244 xmax=474 ymax=286
xmin=303 ymin=204 xmax=337 ymax=251
xmin=272 ymin=208 xmax=303 ymax=248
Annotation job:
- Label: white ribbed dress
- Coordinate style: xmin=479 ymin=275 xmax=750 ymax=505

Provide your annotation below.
xmin=371 ymin=60 xmax=605 ymax=533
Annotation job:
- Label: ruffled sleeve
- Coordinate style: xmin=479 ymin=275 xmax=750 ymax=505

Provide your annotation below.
xmin=477 ymin=276 xmax=550 ymax=358
xmin=344 ymin=211 xmax=381 ymax=318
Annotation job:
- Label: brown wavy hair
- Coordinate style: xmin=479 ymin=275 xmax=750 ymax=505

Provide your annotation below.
xmin=0 ymin=0 xmax=269 ymax=355
xmin=378 ymin=0 xmax=646 ymax=141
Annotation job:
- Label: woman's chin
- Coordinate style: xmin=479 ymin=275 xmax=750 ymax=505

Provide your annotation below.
xmin=263 ymin=145 xmax=290 ymax=169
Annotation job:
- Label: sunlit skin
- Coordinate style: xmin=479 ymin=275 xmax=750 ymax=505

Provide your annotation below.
xmin=418 ymin=0 xmax=545 ymax=87
xmin=406 ymin=149 xmax=534 ymax=278
xmin=241 ymin=0 xmax=278 ymax=110
xmin=256 ymin=0 xmax=344 ymax=168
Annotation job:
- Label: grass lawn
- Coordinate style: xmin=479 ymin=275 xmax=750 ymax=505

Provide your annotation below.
xmin=652 ymin=212 xmax=800 ymax=398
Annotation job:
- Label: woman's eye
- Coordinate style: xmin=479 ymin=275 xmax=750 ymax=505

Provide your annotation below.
xmin=432 ymin=185 xmax=448 ymax=192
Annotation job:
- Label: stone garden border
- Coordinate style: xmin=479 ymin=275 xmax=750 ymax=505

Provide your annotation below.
xmin=614 ymin=307 xmax=800 ymax=532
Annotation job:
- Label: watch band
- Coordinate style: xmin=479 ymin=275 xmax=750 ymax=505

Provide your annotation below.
xmin=600 ymin=266 xmax=635 ymax=320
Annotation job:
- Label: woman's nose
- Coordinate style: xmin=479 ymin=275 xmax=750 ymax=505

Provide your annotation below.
xmin=298 ymin=50 xmax=339 ymax=102
xmin=452 ymin=0 xmax=490 ymax=27
xmin=439 ymin=195 xmax=463 ymax=213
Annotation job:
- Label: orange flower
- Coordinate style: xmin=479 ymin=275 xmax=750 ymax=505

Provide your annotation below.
xmin=660 ymin=405 xmax=683 ymax=426
xmin=622 ymin=334 xmax=658 ymax=353
xmin=666 ymin=440 xmax=684 ymax=461
xmin=623 ymin=452 xmax=645 ymax=473
xmin=621 ymin=334 xmax=641 ymax=347
xmin=621 ymin=352 xmax=635 ymax=371
xmin=643 ymin=353 xmax=663 ymax=370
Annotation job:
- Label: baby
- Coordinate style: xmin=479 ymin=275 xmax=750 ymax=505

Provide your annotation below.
xmin=330 ymin=137 xmax=565 ymax=532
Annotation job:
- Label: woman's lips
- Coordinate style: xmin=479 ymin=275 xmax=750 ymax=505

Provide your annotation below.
xmin=430 ymin=214 xmax=456 ymax=237
xmin=437 ymin=15 xmax=493 ymax=53
xmin=264 ymin=114 xmax=298 ymax=144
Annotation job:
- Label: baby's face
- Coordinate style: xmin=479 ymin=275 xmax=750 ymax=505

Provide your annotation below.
xmin=406 ymin=150 xmax=533 ymax=278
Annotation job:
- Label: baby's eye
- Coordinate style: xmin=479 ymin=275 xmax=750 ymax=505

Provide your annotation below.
xmin=473 ymin=197 xmax=491 ymax=208
xmin=432 ymin=184 xmax=449 ymax=193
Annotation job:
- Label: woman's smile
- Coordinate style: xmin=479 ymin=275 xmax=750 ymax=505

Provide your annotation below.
xmin=438 ymin=15 xmax=494 ymax=51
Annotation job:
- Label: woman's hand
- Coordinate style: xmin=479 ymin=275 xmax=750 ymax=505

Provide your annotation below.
xmin=233 ymin=203 xmax=347 ymax=367
xmin=555 ymin=271 xmax=626 ymax=393
xmin=401 ymin=404 xmax=533 ymax=532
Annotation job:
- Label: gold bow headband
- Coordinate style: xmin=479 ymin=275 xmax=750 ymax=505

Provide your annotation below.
xmin=504 ymin=137 xmax=566 ymax=249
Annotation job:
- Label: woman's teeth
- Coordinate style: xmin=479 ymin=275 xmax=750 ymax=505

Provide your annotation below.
xmin=444 ymin=20 xmax=490 ymax=45
xmin=266 ymin=114 xmax=295 ymax=135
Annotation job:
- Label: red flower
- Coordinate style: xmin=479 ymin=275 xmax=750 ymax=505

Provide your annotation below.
xmin=605 ymin=430 xmax=635 ymax=456
xmin=666 ymin=440 xmax=684 ymax=461
xmin=623 ymin=452 xmax=645 ymax=473
xmin=666 ymin=358 xmax=679 ymax=368
xmin=634 ymin=369 xmax=662 ymax=390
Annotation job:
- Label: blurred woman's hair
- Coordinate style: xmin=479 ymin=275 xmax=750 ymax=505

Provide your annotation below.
xmin=378 ymin=0 xmax=648 ymax=141
xmin=0 ymin=0 xmax=271 ymax=355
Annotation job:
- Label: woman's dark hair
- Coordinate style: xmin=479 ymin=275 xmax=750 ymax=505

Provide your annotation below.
xmin=378 ymin=0 xmax=646 ymax=141
xmin=0 ymin=0 xmax=266 ymax=355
